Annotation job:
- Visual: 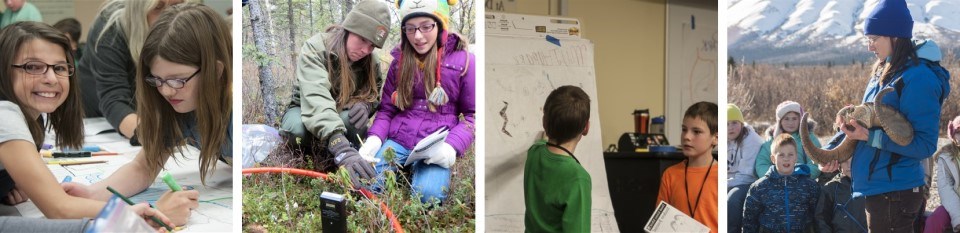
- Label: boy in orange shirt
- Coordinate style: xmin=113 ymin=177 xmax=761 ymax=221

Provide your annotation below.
xmin=656 ymin=101 xmax=718 ymax=233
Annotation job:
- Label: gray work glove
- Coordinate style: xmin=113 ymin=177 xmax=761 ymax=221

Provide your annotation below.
xmin=328 ymin=134 xmax=376 ymax=188
xmin=347 ymin=102 xmax=371 ymax=133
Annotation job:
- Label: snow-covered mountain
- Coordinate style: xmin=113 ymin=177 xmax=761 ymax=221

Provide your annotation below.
xmin=728 ymin=0 xmax=960 ymax=64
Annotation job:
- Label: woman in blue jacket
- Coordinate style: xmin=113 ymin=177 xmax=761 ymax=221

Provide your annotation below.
xmin=824 ymin=0 xmax=950 ymax=232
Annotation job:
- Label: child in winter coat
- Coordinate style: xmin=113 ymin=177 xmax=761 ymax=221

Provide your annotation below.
xmin=755 ymin=101 xmax=822 ymax=180
xmin=357 ymin=0 xmax=475 ymax=204
xmin=815 ymin=158 xmax=867 ymax=233
xmin=743 ymin=134 xmax=820 ymax=233
xmin=925 ymin=116 xmax=960 ymax=233
xmin=728 ymin=103 xmax=763 ymax=233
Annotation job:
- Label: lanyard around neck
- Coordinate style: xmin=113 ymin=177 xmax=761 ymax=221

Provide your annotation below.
xmin=546 ymin=142 xmax=580 ymax=164
xmin=685 ymin=159 xmax=713 ymax=217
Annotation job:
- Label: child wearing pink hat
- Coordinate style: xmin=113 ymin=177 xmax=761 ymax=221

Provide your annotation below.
xmin=924 ymin=116 xmax=960 ymax=233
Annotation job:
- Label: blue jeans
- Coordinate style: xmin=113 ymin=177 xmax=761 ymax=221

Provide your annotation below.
xmin=372 ymin=140 xmax=451 ymax=204
xmin=728 ymin=184 xmax=750 ymax=233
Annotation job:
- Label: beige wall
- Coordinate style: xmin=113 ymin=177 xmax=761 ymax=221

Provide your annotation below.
xmin=506 ymin=0 xmax=667 ymax=147
xmin=76 ymin=0 xmax=106 ymax=43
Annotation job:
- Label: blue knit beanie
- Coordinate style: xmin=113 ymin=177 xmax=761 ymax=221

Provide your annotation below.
xmin=864 ymin=0 xmax=913 ymax=38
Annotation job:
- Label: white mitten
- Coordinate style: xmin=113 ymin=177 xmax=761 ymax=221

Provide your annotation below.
xmin=405 ymin=127 xmax=450 ymax=166
xmin=423 ymin=142 xmax=457 ymax=168
xmin=358 ymin=136 xmax=382 ymax=163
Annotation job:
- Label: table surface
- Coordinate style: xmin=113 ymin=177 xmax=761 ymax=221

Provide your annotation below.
xmin=11 ymin=118 xmax=233 ymax=232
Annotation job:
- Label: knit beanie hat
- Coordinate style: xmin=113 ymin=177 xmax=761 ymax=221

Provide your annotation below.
xmin=774 ymin=101 xmax=803 ymax=136
xmin=864 ymin=0 xmax=913 ymax=38
xmin=342 ymin=0 xmax=391 ymax=48
xmin=395 ymin=0 xmax=459 ymax=107
xmin=728 ymin=104 xmax=745 ymax=123
xmin=949 ymin=116 xmax=960 ymax=142
xmin=398 ymin=0 xmax=455 ymax=32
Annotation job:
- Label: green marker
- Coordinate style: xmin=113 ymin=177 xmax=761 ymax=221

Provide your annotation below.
xmin=162 ymin=172 xmax=182 ymax=191
xmin=106 ymin=186 xmax=173 ymax=231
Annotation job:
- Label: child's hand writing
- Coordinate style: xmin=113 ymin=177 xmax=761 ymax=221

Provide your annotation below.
xmin=127 ymin=203 xmax=175 ymax=231
xmin=156 ymin=190 xmax=199 ymax=226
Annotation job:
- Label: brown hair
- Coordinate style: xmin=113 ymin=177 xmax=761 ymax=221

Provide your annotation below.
xmin=393 ymin=21 xmax=469 ymax=110
xmin=542 ymin=85 xmax=590 ymax=144
xmin=137 ymin=3 xmax=231 ymax=184
xmin=52 ymin=18 xmax=81 ymax=45
xmin=0 ymin=21 xmax=84 ymax=149
xmin=684 ymin=101 xmax=719 ymax=135
xmin=771 ymin=133 xmax=797 ymax=153
xmin=872 ymin=37 xmax=919 ymax=84
xmin=732 ymin=124 xmax=750 ymax=144
xmin=324 ymin=25 xmax=379 ymax=109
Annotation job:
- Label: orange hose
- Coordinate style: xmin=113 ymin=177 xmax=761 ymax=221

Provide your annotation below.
xmin=242 ymin=167 xmax=328 ymax=179
xmin=242 ymin=167 xmax=404 ymax=233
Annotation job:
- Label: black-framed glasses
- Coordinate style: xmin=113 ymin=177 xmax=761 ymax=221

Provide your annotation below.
xmin=145 ymin=69 xmax=200 ymax=89
xmin=11 ymin=61 xmax=74 ymax=77
xmin=403 ymin=23 xmax=436 ymax=34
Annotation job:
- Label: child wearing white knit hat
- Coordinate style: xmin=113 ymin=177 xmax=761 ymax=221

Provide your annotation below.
xmin=753 ymin=101 xmax=822 ymax=180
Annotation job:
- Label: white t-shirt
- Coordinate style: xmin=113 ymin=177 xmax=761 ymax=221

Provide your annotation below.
xmin=0 ymin=101 xmax=35 ymax=151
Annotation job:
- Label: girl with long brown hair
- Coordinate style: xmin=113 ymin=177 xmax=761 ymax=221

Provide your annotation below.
xmin=0 ymin=21 xmax=173 ymax=229
xmin=358 ymin=0 xmax=475 ymax=204
xmin=61 ymin=3 xmax=231 ymax=226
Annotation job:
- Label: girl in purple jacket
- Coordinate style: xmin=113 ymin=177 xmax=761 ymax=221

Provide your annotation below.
xmin=357 ymin=0 xmax=475 ymax=204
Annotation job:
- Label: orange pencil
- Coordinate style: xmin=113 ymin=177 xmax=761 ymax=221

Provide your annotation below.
xmin=92 ymin=151 xmax=120 ymax=156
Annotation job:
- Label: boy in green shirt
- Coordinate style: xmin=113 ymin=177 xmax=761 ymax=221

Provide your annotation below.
xmin=0 ymin=0 xmax=42 ymax=29
xmin=524 ymin=85 xmax=592 ymax=232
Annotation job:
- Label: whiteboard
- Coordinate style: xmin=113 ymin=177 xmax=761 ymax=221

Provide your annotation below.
xmin=485 ymin=35 xmax=619 ymax=232
xmin=665 ymin=2 xmax=718 ymax=144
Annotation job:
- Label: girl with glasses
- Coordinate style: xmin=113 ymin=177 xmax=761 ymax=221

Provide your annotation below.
xmin=0 ymin=21 xmax=173 ymax=231
xmin=357 ymin=0 xmax=475 ymax=204
xmin=60 ymin=3 xmax=231 ymax=227
xmin=78 ymin=0 xmax=184 ymax=140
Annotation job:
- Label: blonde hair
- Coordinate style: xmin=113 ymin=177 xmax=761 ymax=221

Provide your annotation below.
xmin=95 ymin=0 xmax=162 ymax=64
xmin=136 ymin=3 xmax=231 ymax=184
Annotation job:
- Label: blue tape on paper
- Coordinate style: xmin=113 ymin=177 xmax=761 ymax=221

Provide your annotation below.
xmin=546 ymin=35 xmax=561 ymax=47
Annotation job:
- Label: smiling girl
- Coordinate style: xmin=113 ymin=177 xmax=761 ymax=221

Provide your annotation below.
xmin=357 ymin=0 xmax=475 ymax=204
xmin=0 ymin=21 xmax=173 ymax=229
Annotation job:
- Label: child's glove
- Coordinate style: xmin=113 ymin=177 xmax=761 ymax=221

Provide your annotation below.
xmin=422 ymin=142 xmax=456 ymax=168
xmin=358 ymin=136 xmax=382 ymax=163
xmin=406 ymin=127 xmax=452 ymax=167
xmin=328 ymin=134 xmax=376 ymax=188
